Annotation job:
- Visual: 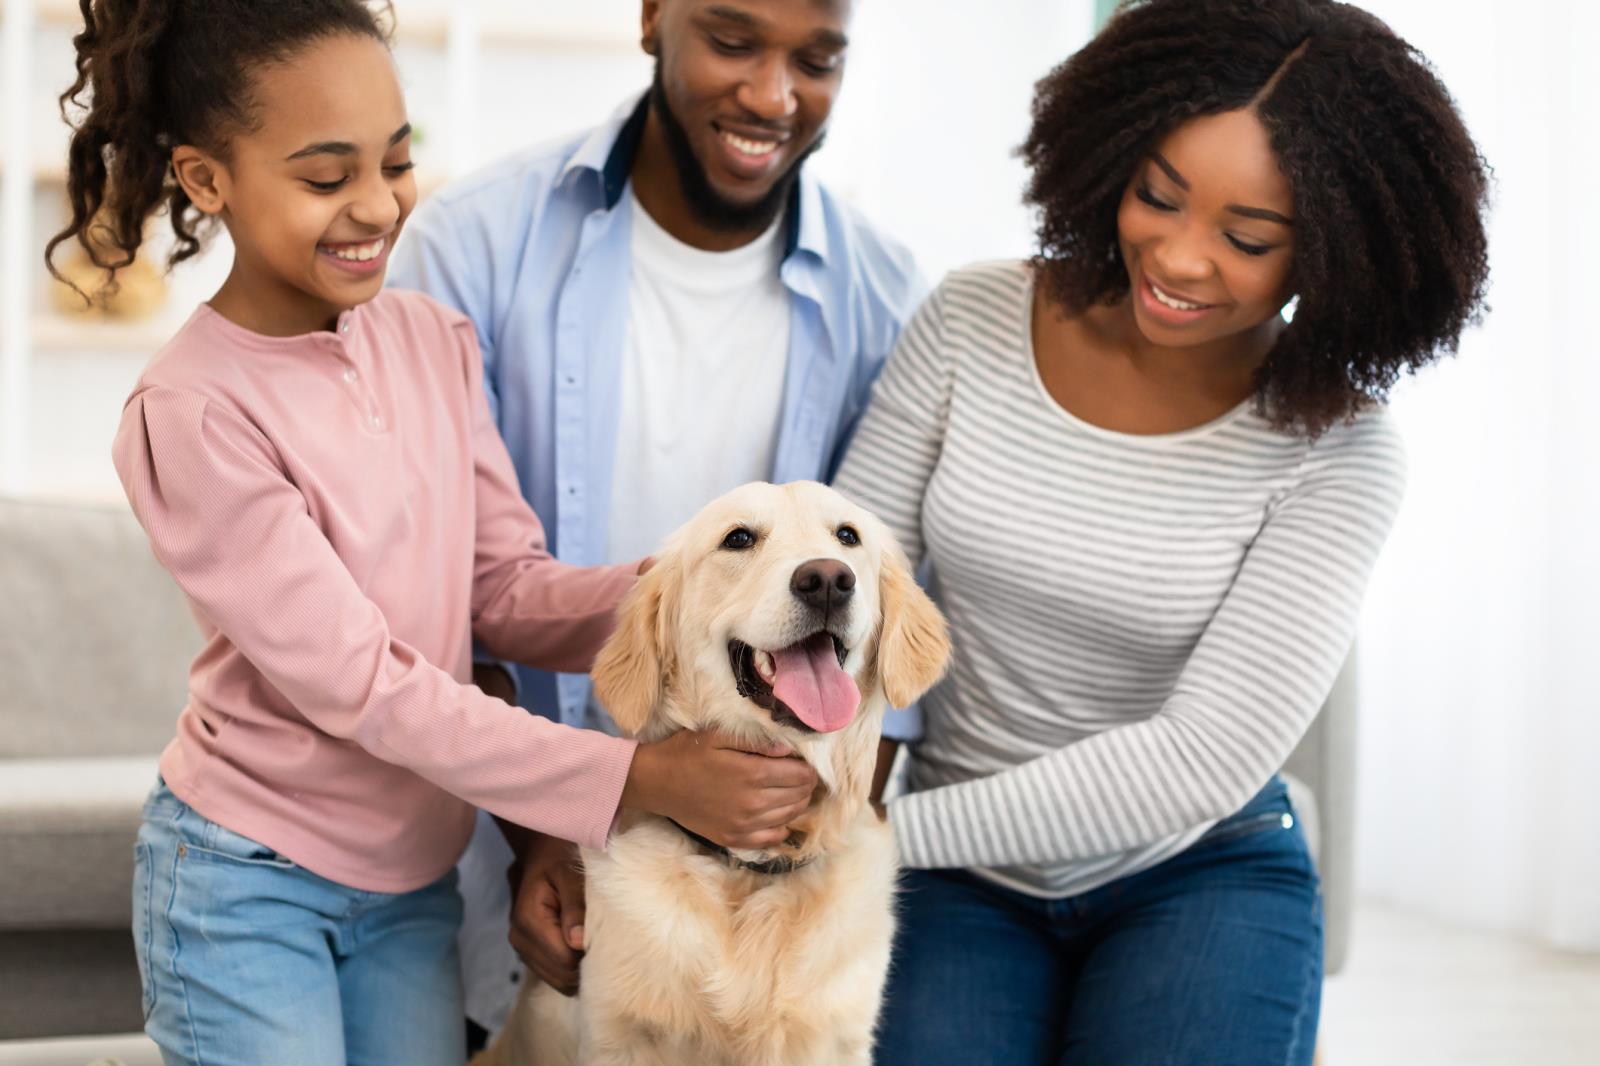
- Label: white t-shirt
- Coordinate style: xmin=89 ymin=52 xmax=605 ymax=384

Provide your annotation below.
xmin=604 ymin=187 xmax=791 ymax=564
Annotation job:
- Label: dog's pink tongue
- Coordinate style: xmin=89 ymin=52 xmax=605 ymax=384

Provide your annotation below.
xmin=771 ymin=634 xmax=860 ymax=733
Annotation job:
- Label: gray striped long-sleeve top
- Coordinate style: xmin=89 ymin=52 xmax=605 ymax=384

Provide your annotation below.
xmin=834 ymin=260 xmax=1406 ymax=898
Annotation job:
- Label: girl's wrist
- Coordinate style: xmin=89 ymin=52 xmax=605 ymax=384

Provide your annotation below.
xmin=618 ymin=738 xmax=662 ymax=815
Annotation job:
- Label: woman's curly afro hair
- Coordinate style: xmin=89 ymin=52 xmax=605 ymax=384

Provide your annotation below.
xmin=1022 ymin=0 xmax=1491 ymax=437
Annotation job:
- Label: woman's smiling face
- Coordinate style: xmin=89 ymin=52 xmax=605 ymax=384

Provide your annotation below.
xmin=1116 ymin=108 xmax=1297 ymax=350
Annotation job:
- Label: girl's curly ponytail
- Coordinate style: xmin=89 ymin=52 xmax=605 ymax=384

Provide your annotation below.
xmin=47 ymin=0 xmax=184 ymax=295
xmin=45 ymin=0 xmax=389 ymax=299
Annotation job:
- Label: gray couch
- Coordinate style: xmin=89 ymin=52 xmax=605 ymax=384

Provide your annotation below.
xmin=0 ymin=495 xmax=198 ymax=1039
xmin=1284 ymin=648 xmax=1358 ymax=975
xmin=0 ymin=494 xmax=1356 ymax=1039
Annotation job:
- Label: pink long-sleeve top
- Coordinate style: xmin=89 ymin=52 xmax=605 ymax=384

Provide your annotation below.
xmin=112 ymin=289 xmax=639 ymax=893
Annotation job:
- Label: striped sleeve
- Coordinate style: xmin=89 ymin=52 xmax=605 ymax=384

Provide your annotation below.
xmin=833 ymin=282 xmax=955 ymax=568
xmin=889 ymin=413 xmax=1407 ymax=869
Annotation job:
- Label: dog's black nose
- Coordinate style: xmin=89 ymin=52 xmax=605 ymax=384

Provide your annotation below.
xmin=791 ymin=558 xmax=856 ymax=612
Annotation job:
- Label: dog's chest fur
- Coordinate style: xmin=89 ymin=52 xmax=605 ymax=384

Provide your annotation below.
xmin=575 ymin=813 xmax=897 ymax=1065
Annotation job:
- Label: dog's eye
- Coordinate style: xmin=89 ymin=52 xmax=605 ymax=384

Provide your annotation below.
xmin=836 ymin=525 xmax=860 ymax=547
xmin=721 ymin=527 xmax=757 ymax=551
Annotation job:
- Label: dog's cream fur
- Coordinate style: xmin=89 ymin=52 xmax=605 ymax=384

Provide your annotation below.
xmin=477 ymin=481 xmax=950 ymax=1066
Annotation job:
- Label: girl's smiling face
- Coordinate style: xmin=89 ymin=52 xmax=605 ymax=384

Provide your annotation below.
xmin=176 ymin=33 xmax=416 ymax=334
xmin=1115 ymin=108 xmax=1297 ymax=352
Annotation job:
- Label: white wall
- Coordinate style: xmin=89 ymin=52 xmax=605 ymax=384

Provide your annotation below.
xmin=1348 ymin=0 xmax=1600 ymax=949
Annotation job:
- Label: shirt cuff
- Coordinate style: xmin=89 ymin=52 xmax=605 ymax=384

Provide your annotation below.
xmin=602 ymin=741 xmax=642 ymax=845
xmin=561 ymin=733 xmax=638 ymax=852
xmin=881 ymin=701 xmax=923 ymax=741
xmin=886 ymin=790 xmax=934 ymax=868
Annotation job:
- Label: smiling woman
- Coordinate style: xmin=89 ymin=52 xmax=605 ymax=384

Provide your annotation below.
xmin=1021 ymin=0 xmax=1489 ymax=438
xmin=832 ymin=1 xmax=1493 ymax=1063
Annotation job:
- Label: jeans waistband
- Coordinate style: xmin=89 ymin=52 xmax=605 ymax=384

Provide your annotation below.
xmin=1197 ymin=775 xmax=1293 ymax=844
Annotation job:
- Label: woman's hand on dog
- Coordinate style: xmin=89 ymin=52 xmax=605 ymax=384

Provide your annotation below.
xmin=507 ymin=832 xmax=587 ymax=996
xmin=622 ymin=729 xmax=819 ymax=851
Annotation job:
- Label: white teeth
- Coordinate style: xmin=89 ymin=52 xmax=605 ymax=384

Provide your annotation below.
xmin=755 ymin=650 xmax=777 ymax=681
xmin=720 ymin=130 xmax=779 ymax=157
xmin=1150 ymin=281 xmax=1205 ymax=311
xmin=322 ymin=238 xmax=385 ymax=262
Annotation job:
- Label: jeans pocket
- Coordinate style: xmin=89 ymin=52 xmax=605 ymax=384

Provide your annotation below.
xmin=1198 ymin=808 xmax=1295 ymax=848
xmin=131 ymin=840 xmax=157 ymax=1020
xmin=183 ymin=818 xmax=297 ymax=870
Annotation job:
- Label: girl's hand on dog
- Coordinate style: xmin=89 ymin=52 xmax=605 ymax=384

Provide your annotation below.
xmin=622 ymin=729 xmax=818 ymax=851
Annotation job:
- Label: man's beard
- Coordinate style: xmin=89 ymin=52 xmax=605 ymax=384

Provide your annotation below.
xmin=649 ymin=56 xmax=823 ymax=235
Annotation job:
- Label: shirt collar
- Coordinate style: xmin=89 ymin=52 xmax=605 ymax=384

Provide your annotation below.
xmin=560 ymin=91 xmax=830 ymax=267
xmin=558 ymin=93 xmax=649 ymax=207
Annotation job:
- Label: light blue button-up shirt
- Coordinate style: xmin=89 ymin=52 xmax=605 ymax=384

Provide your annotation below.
xmin=389 ymin=93 xmax=926 ymax=737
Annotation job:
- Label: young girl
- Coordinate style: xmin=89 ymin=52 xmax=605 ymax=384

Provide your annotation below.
xmin=46 ymin=3 xmax=815 ymax=1063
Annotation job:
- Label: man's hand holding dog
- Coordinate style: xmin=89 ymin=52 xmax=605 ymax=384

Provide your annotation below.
xmin=510 ymin=732 xmax=816 ymax=995
xmin=508 ymin=832 xmax=588 ymax=996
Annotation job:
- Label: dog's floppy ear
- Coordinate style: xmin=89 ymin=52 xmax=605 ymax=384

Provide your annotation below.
xmin=591 ymin=556 xmax=678 ymax=737
xmin=876 ymin=545 xmax=951 ymax=708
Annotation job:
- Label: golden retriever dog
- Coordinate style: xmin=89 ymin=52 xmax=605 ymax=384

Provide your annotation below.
xmin=478 ymin=480 xmax=950 ymax=1066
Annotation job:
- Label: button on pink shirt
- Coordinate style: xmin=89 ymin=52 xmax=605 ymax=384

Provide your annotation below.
xmin=113 ymin=290 xmax=639 ymax=893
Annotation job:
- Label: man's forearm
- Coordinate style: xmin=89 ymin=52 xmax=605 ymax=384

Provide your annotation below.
xmin=870 ymin=738 xmax=899 ymax=806
xmin=495 ymin=815 xmax=538 ymax=864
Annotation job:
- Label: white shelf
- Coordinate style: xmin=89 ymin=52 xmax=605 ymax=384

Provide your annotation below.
xmin=0 ymin=160 xmax=63 ymax=183
xmin=31 ymin=313 xmax=173 ymax=355
xmin=23 ymin=1 xmax=637 ymax=52
xmin=7 ymin=483 xmax=130 ymax=508
xmin=394 ymin=11 xmax=636 ymax=51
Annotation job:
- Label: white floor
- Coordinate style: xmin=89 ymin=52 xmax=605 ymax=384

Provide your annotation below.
xmin=4 ymin=901 xmax=1597 ymax=1065
xmin=1319 ymin=902 xmax=1600 ymax=1066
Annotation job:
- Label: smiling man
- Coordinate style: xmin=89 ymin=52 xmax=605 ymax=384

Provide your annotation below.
xmin=387 ymin=0 xmax=924 ymax=1046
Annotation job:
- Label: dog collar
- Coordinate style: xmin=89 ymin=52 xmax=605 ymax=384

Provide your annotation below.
xmin=666 ymin=819 xmax=814 ymax=876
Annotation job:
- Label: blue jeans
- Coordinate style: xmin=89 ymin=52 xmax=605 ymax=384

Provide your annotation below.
xmin=876 ymin=777 xmax=1322 ymax=1066
xmin=132 ymin=779 xmax=466 ymax=1066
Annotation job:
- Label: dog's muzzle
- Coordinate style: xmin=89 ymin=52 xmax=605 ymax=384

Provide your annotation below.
xmin=728 ymin=627 xmax=857 ymax=734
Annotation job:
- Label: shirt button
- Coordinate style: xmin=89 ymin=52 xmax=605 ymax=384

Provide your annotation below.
xmin=370 ymin=414 xmax=383 ymax=430
xmin=341 ymin=321 xmax=350 ymax=334
xmin=344 ymin=368 xmax=358 ymax=383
